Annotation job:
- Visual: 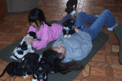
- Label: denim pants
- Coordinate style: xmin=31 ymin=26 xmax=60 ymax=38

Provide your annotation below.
xmin=58 ymin=9 xmax=116 ymax=40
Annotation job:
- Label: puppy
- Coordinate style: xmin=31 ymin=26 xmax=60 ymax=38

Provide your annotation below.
xmin=32 ymin=61 xmax=49 ymax=81
xmin=21 ymin=53 xmax=43 ymax=81
xmin=32 ymin=61 xmax=56 ymax=81
xmin=63 ymin=19 xmax=76 ymax=38
xmin=0 ymin=61 xmax=26 ymax=77
xmin=0 ymin=60 xmax=39 ymax=79
xmin=65 ymin=0 xmax=78 ymax=14
xmin=21 ymin=52 xmax=42 ymax=70
xmin=10 ymin=31 xmax=37 ymax=60
xmin=32 ymin=51 xmax=66 ymax=81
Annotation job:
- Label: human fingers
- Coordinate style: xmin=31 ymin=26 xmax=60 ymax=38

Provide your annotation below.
xmin=74 ymin=27 xmax=79 ymax=32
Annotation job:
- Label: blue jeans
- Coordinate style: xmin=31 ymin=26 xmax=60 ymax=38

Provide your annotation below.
xmin=58 ymin=9 xmax=116 ymax=40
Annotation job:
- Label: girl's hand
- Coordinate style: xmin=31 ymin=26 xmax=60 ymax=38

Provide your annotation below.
xmin=25 ymin=37 xmax=34 ymax=45
xmin=74 ymin=27 xmax=80 ymax=32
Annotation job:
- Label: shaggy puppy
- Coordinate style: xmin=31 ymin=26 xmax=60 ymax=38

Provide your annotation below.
xmin=65 ymin=0 xmax=78 ymax=14
xmin=10 ymin=31 xmax=37 ymax=60
xmin=0 ymin=53 xmax=43 ymax=80
xmin=21 ymin=52 xmax=42 ymax=71
xmin=32 ymin=61 xmax=49 ymax=81
xmin=63 ymin=19 xmax=76 ymax=38
xmin=0 ymin=61 xmax=26 ymax=77
xmin=21 ymin=53 xmax=43 ymax=81
xmin=32 ymin=51 xmax=66 ymax=81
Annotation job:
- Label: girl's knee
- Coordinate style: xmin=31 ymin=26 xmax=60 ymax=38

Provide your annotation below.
xmin=103 ymin=9 xmax=111 ymax=14
xmin=77 ymin=12 xmax=86 ymax=17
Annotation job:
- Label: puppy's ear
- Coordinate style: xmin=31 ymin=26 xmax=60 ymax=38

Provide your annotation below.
xmin=29 ymin=31 xmax=37 ymax=39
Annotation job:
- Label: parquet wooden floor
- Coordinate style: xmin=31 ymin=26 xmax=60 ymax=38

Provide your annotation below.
xmin=0 ymin=0 xmax=122 ymax=81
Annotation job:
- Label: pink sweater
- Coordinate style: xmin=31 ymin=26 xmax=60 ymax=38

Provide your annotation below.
xmin=27 ymin=22 xmax=63 ymax=50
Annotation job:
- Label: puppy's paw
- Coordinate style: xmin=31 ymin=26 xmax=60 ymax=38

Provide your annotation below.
xmin=38 ymin=55 xmax=42 ymax=62
xmin=64 ymin=35 xmax=67 ymax=38
xmin=23 ymin=74 xmax=28 ymax=78
xmin=64 ymin=35 xmax=71 ymax=38
xmin=10 ymin=56 xmax=17 ymax=60
xmin=67 ymin=35 xmax=71 ymax=38
xmin=51 ymin=71 xmax=55 ymax=73
xmin=22 ymin=57 xmax=25 ymax=61
xmin=31 ymin=50 xmax=34 ymax=52
xmin=32 ymin=79 xmax=37 ymax=81
xmin=70 ymin=10 xmax=77 ymax=17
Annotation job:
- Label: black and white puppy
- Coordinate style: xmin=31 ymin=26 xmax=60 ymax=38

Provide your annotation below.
xmin=65 ymin=0 xmax=78 ymax=14
xmin=10 ymin=31 xmax=37 ymax=60
xmin=0 ymin=53 xmax=42 ymax=79
xmin=21 ymin=53 xmax=43 ymax=81
xmin=0 ymin=61 xmax=27 ymax=78
xmin=21 ymin=52 xmax=42 ymax=69
xmin=33 ymin=51 xmax=65 ymax=81
xmin=32 ymin=61 xmax=49 ymax=81
xmin=63 ymin=19 xmax=76 ymax=38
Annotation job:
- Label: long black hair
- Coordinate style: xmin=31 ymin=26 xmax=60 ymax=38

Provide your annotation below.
xmin=28 ymin=8 xmax=51 ymax=26
xmin=42 ymin=48 xmax=84 ymax=74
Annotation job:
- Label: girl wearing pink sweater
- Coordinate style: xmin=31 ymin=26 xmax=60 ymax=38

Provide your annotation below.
xmin=25 ymin=8 xmax=63 ymax=50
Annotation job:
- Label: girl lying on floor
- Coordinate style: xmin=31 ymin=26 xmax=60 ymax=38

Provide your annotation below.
xmin=42 ymin=9 xmax=117 ymax=70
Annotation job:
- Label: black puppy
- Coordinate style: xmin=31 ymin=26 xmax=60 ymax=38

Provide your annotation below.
xmin=21 ymin=53 xmax=43 ymax=81
xmin=33 ymin=61 xmax=49 ymax=81
xmin=63 ymin=19 xmax=76 ymax=38
xmin=0 ymin=53 xmax=42 ymax=79
xmin=65 ymin=0 xmax=78 ymax=14
xmin=30 ymin=52 xmax=57 ymax=81
xmin=33 ymin=50 xmax=67 ymax=81
xmin=0 ymin=61 xmax=26 ymax=77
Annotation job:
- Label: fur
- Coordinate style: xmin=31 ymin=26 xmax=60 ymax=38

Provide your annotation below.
xmin=33 ymin=51 xmax=67 ymax=81
xmin=22 ymin=53 xmax=43 ymax=81
xmin=65 ymin=0 xmax=78 ymax=14
xmin=0 ymin=53 xmax=42 ymax=79
xmin=10 ymin=31 xmax=37 ymax=60
xmin=63 ymin=19 xmax=76 ymax=38
xmin=0 ymin=61 xmax=26 ymax=77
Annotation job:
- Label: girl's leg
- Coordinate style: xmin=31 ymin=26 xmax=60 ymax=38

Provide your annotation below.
xmin=86 ymin=9 xmax=116 ymax=40
xmin=75 ymin=12 xmax=98 ymax=28
xmin=58 ymin=14 xmax=72 ymax=25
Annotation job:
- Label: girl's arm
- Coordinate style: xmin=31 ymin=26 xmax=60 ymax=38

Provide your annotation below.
xmin=24 ymin=35 xmax=48 ymax=50
xmin=74 ymin=27 xmax=80 ymax=32
xmin=32 ymin=30 xmax=49 ymax=50
xmin=74 ymin=27 xmax=92 ymax=40
xmin=25 ymin=27 xmax=49 ymax=50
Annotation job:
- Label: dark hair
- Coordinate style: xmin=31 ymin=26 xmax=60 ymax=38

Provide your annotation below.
xmin=28 ymin=8 xmax=51 ymax=26
xmin=42 ymin=48 xmax=84 ymax=74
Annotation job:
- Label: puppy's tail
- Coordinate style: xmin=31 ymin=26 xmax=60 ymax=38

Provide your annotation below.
xmin=0 ymin=67 xmax=7 ymax=77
